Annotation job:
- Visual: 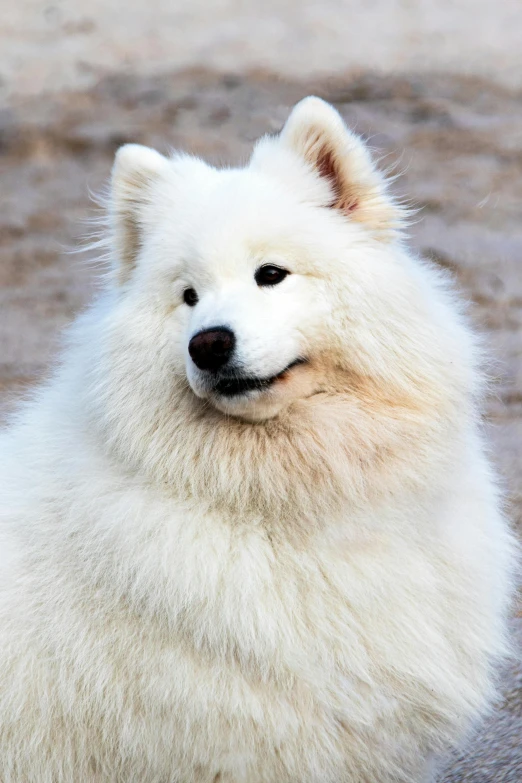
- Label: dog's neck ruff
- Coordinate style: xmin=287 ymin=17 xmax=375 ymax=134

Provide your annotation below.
xmin=92 ymin=379 xmax=455 ymax=537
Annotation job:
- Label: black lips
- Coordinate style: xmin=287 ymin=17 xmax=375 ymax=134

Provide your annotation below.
xmin=212 ymin=358 xmax=308 ymax=397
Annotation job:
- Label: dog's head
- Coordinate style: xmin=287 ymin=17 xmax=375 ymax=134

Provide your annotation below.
xmin=100 ymin=97 xmax=472 ymax=427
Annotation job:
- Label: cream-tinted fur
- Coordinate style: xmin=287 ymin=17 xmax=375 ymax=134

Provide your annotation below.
xmin=0 ymin=98 xmax=517 ymax=782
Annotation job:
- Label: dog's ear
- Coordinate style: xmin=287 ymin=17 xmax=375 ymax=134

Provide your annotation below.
xmin=279 ymin=97 xmax=402 ymax=239
xmin=110 ymin=144 xmax=169 ymax=284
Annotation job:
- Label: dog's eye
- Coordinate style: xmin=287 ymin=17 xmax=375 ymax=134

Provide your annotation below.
xmin=255 ymin=265 xmax=289 ymax=287
xmin=183 ymin=288 xmax=199 ymax=307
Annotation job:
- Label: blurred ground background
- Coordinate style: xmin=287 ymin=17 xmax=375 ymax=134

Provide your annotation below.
xmin=0 ymin=1 xmax=521 ymax=780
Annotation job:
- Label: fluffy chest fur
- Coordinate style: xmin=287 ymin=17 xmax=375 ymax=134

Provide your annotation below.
xmin=0 ymin=430 xmax=510 ymax=783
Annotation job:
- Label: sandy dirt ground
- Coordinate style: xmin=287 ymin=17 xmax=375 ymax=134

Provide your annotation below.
xmin=1 ymin=3 xmax=522 ymax=781
xmin=3 ymin=0 xmax=522 ymax=100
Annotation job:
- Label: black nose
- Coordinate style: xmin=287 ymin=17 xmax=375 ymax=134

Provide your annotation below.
xmin=188 ymin=327 xmax=236 ymax=372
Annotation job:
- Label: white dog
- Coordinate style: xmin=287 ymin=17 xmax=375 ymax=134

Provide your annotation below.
xmin=0 ymin=97 xmax=517 ymax=782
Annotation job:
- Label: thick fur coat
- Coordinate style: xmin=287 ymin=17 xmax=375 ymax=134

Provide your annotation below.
xmin=0 ymin=97 xmax=517 ymax=782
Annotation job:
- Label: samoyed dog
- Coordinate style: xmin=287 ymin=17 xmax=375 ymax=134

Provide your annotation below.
xmin=0 ymin=97 xmax=517 ymax=782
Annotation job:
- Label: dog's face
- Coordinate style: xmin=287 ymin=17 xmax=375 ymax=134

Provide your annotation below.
xmin=179 ymin=236 xmax=327 ymax=420
xmin=150 ymin=166 xmax=350 ymax=421
xmin=105 ymin=98 xmax=463 ymax=424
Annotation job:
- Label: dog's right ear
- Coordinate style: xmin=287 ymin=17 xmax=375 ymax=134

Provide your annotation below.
xmin=110 ymin=144 xmax=169 ymax=284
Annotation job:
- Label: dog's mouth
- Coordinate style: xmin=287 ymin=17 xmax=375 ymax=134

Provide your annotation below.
xmin=212 ymin=358 xmax=308 ymax=398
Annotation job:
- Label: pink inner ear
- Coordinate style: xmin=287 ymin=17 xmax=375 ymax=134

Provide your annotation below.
xmin=316 ymin=146 xmax=341 ymax=205
xmin=316 ymin=144 xmax=358 ymax=215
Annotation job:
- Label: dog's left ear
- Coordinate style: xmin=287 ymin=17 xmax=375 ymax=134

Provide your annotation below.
xmin=279 ymin=96 xmax=403 ymax=239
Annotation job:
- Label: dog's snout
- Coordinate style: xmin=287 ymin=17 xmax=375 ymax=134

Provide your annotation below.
xmin=189 ymin=328 xmax=235 ymax=372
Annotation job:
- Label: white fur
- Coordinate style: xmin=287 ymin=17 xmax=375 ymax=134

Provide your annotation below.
xmin=0 ymin=97 xmax=517 ymax=782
